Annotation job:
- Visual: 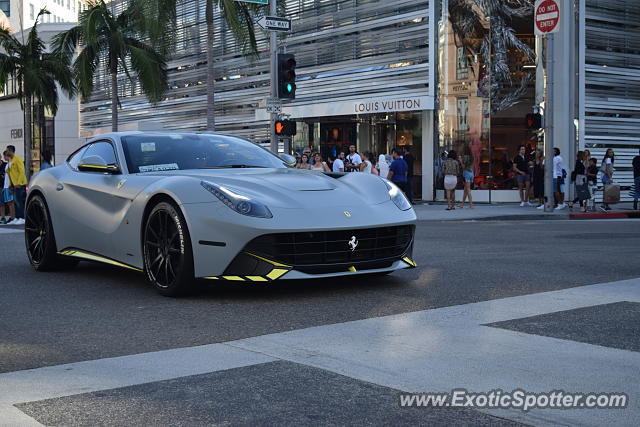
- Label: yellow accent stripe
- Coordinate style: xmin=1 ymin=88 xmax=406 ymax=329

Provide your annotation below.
xmin=244 ymin=252 xmax=292 ymax=268
xmin=222 ymin=276 xmax=245 ymax=281
xmin=204 ymin=276 xmax=220 ymax=280
xmin=402 ymin=257 xmax=417 ymax=267
xmin=348 ymin=266 xmax=357 ymax=272
xmin=245 ymin=276 xmax=268 ymax=282
xmin=266 ymin=268 xmax=289 ymax=280
xmin=58 ymin=249 xmax=142 ymax=271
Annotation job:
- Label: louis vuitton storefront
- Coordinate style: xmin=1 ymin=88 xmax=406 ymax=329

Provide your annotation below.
xmin=262 ymin=95 xmax=434 ymax=201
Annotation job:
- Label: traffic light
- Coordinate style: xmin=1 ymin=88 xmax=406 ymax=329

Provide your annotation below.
xmin=526 ymin=113 xmax=543 ymax=129
xmin=275 ymin=119 xmax=296 ymax=136
xmin=277 ymin=54 xmax=296 ymax=99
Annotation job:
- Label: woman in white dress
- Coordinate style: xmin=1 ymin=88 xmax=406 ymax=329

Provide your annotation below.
xmin=376 ymin=154 xmax=389 ymax=178
xmin=310 ymin=153 xmax=331 ymax=172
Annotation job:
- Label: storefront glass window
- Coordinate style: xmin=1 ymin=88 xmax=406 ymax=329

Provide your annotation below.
xmin=437 ymin=0 xmax=536 ymax=195
xmin=292 ymin=111 xmax=422 ymax=200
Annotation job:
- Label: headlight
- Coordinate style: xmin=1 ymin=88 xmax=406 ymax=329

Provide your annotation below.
xmin=201 ymin=181 xmax=273 ymax=218
xmin=384 ymin=180 xmax=412 ymax=211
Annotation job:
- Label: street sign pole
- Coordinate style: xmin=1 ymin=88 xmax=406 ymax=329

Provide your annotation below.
xmin=544 ymin=33 xmax=554 ymax=212
xmin=269 ymin=0 xmax=278 ymax=153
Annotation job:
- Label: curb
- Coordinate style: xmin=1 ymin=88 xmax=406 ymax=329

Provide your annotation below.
xmin=570 ymin=211 xmax=640 ymax=220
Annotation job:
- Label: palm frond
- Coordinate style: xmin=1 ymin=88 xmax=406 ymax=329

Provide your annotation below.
xmin=125 ymin=37 xmax=167 ymax=103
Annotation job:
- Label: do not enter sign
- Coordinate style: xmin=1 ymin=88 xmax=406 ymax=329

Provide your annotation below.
xmin=535 ymin=0 xmax=560 ymax=35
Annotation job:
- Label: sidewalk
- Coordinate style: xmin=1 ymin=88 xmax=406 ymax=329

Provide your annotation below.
xmin=412 ymin=202 xmax=638 ymax=221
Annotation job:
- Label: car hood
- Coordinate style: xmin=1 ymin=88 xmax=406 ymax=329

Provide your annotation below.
xmin=140 ymin=168 xmax=391 ymax=208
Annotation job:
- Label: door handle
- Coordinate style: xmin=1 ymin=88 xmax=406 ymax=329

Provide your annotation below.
xmin=56 ymin=184 xmax=64 ymax=191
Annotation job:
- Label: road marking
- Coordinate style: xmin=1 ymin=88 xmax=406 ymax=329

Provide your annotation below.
xmin=229 ymin=278 xmax=640 ymax=427
xmin=0 ymin=278 xmax=638 ymax=426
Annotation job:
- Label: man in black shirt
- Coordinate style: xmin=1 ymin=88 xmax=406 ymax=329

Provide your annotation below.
xmin=513 ymin=145 xmax=531 ymax=206
xmin=633 ymin=149 xmax=640 ymax=210
xmin=403 ymin=146 xmax=415 ymax=204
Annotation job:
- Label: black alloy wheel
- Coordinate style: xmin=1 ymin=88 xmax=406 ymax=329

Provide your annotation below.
xmin=143 ymin=202 xmax=194 ymax=296
xmin=25 ymin=194 xmax=64 ymax=270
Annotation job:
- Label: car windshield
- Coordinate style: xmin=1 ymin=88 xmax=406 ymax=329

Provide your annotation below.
xmin=121 ymin=133 xmax=287 ymax=173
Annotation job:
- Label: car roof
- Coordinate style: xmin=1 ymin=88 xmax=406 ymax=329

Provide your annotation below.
xmin=88 ymin=130 xmax=250 ymax=143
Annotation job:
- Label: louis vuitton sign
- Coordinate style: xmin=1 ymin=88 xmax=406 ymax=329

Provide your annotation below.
xmin=256 ymin=94 xmax=433 ymax=120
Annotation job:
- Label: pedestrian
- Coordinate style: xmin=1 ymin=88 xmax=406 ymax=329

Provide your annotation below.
xmin=533 ymin=149 xmax=545 ymax=209
xmin=514 ymin=145 xmax=532 ymax=206
xmin=586 ymin=158 xmax=598 ymax=212
xmin=345 ymin=145 xmax=362 ymax=172
xmin=0 ymin=157 xmax=6 ymax=223
xmin=5 ymin=146 xmax=27 ymax=222
xmin=310 ymin=153 xmax=331 ymax=172
xmin=458 ymin=152 xmax=474 ymax=209
xmin=387 ymin=148 xmax=409 ymax=194
xmin=41 ymin=150 xmax=53 ymax=170
xmin=553 ymin=147 xmax=566 ymax=210
xmin=600 ymin=148 xmax=615 ymax=211
xmin=359 ymin=152 xmax=373 ymax=174
xmin=402 ymin=146 xmax=415 ymax=204
xmin=569 ymin=151 xmax=588 ymax=212
xmin=302 ymin=147 xmax=313 ymax=164
xmin=1 ymin=151 xmax=17 ymax=225
xmin=296 ymin=154 xmax=311 ymax=170
xmin=443 ymin=150 xmax=460 ymax=211
xmin=376 ymin=154 xmax=389 ymax=178
xmin=332 ymin=152 xmax=345 ymax=172
xmin=632 ymin=149 xmax=640 ymax=210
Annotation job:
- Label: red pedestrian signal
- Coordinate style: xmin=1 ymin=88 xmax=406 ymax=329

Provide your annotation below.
xmin=526 ymin=113 xmax=543 ymax=129
xmin=275 ymin=120 xmax=296 ymax=136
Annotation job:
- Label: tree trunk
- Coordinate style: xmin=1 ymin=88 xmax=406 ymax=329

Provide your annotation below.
xmin=205 ymin=0 xmax=215 ymax=131
xmin=111 ymin=70 xmax=118 ymax=132
xmin=23 ymin=93 xmax=32 ymax=183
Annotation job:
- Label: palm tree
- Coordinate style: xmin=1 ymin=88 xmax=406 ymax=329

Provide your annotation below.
xmin=0 ymin=9 xmax=75 ymax=181
xmin=137 ymin=0 xmax=259 ymax=131
xmin=53 ymin=0 xmax=168 ymax=132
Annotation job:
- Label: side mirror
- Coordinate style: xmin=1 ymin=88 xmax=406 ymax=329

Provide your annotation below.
xmin=279 ymin=153 xmax=297 ymax=167
xmin=78 ymin=155 xmax=120 ymax=174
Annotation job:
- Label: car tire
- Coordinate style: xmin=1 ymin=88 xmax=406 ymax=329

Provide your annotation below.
xmin=25 ymin=194 xmax=78 ymax=271
xmin=143 ymin=201 xmax=195 ymax=297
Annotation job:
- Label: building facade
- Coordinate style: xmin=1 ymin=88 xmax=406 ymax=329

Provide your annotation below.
xmin=79 ymin=0 xmax=640 ymax=202
xmin=0 ymin=0 xmax=86 ymax=32
xmin=0 ymin=23 xmax=83 ymax=169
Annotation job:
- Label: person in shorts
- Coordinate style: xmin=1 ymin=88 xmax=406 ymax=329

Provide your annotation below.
xmin=443 ymin=150 xmax=460 ymax=211
xmin=1 ymin=151 xmax=16 ymax=225
xmin=458 ymin=153 xmax=474 ymax=209
xmin=514 ymin=145 xmax=531 ymax=206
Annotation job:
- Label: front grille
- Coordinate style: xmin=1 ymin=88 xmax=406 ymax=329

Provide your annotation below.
xmin=244 ymin=225 xmax=414 ymax=273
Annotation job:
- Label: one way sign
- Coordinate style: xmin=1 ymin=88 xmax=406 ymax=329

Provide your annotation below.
xmin=256 ymin=16 xmax=292 ymax=32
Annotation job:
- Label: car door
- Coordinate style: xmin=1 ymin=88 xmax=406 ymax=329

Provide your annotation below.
xmin=52 ymin=140 xmax=124 ymax=256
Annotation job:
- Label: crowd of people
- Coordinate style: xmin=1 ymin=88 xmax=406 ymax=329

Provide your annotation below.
xmin=516 ymin=146 xmax=629 ymax=213
xmin=0 ymin=145 xmax=28 ymax=225
xmin=294 ymin=145 xmax=416 ymax=204
xmin=440 ymin=145 xmax=640 ymax=212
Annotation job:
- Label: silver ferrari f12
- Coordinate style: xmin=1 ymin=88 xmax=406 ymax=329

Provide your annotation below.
xmin=25 ymin=131 xmax=416 ymax=296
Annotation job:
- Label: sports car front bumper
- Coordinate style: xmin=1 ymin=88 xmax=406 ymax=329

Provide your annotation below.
xmin=182 ymin=200 xmax=417 ymax=280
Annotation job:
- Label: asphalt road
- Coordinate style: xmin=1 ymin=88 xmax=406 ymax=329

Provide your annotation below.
xmin=1 ymin=219 xmax=639 ymax=426
xmin=2 ymin=219 xmax=639 ymax=373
